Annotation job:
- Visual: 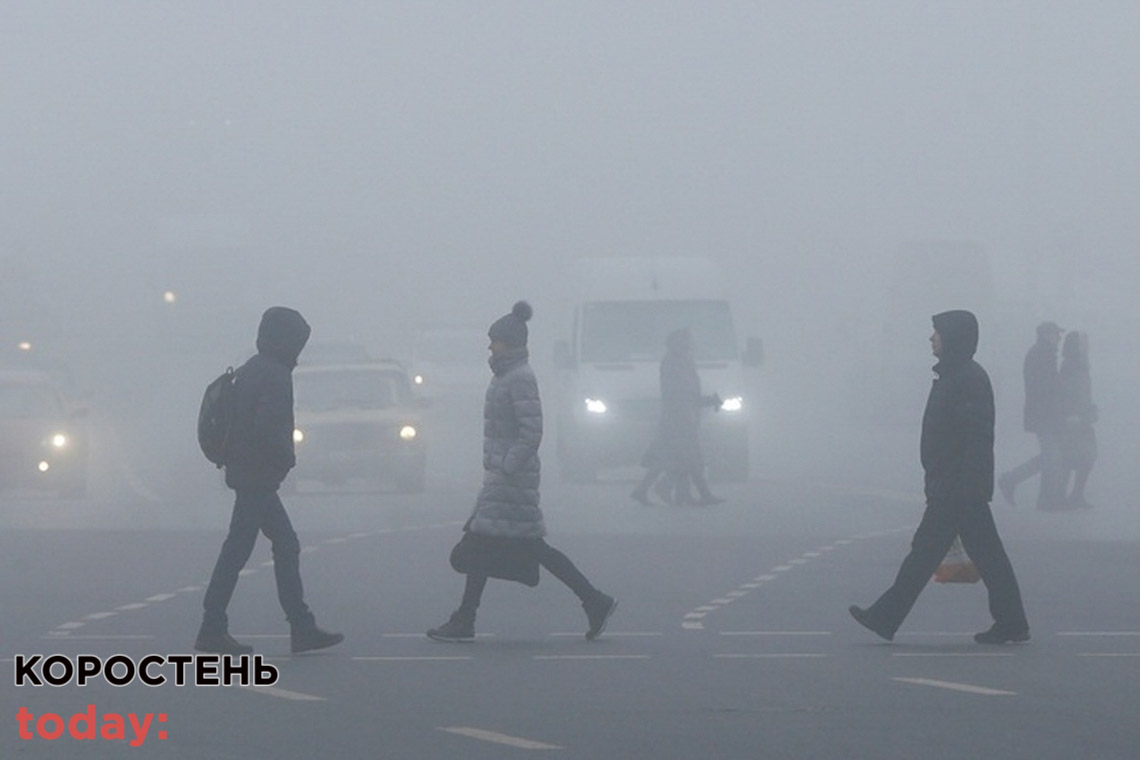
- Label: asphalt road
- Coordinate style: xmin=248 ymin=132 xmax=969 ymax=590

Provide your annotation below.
xmin=3 ymin=450 xmax=1139 ymax=759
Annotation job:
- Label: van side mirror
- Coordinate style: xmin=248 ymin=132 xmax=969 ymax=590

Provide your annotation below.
xmin=553 ymin=340 xmax=575 ymax=370
xmin=742 ymin=337 xmax=764 ymax=367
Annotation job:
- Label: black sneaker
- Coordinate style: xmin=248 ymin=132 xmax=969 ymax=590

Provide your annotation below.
xmin=584 ymin=593 xmax=618 ymax=641
xmin=848 ymin=605 xmax=894 ymax=642
xmin=291 ymin=625 xmax=344 ymax=654
xmin=974 ymin=625 xmax=1030 ymax=645
xmin=427 ymin=614 xmax=475 ymax=643
xmin=194 ymin=631 xmax=254 ymax=655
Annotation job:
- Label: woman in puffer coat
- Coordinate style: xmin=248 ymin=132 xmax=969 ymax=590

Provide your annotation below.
xmin=427 ymin=301 xmax=617 ymax=642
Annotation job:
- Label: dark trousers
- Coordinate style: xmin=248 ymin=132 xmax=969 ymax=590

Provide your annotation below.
xmin=457 ymin=540 xmax=597 ymax=618
xmin=201 ymin=488 xmax=313 ymax=634
xmin=865 ymin=500 xmax=1028 ymax=636
xmin=1005 ymin=431 xmax=1066 ymax=509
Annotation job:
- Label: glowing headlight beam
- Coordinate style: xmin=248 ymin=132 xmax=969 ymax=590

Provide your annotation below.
xmin=399 ymin=425 xmax=417 ymax=441
xmin=584 ymin=398 xmax=607 ymax=414
xmin=293 ymin=429 xmax=305 ymax=443
xmin=51 ymin=434 xmax=69 ymax=448
xmin=720 ymin=396 xmax=744 ymax=412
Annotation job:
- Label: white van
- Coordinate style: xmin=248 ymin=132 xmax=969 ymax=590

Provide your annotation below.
xmin=552 ymin=257 xmax=761 ymax=482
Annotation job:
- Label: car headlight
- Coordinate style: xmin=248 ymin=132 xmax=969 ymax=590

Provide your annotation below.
xmin=50 ymin=433 xmax=70 ymax=449
xmin=399 ymin=425 xmax=417 ymax=441
xmin=293 ymin=429 xmax=305 ymax=443
xmin=584 ymin=398 xmax=607 ymax=414
xmin=720 ymin=396 xmax=744 ymax=412
xmin=413 ymin=374 xmax=425 ymax=386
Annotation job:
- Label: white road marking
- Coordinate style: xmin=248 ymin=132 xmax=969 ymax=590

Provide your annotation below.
xmin=789 ymin=558 xmax=808 ymax=565
xmin=548 ymin=631 xmax=662 ymax=638
xmin=177 ymin=586 xmax=202 ymax=593
xmin=42 ymin=634 xmax=155 ymax=640
xmin=353 ymin=656 xmax=473 ymax=662
xmin=1058 ymin=631 xmax=1140 ymax=637
xmin=893 ymin=677 xmax=1016 ymax=695
xmin=533 ymin=655 xmax=651 ymax=661
xmin=145 ymin=594 xmax=176 ymax=602
xmin=684 ymin=612 xmax=707 ymax=619
xmin=710 ymin=597 xmax=736 ymax=605
xmin=57 ymin=622 xmax=86 ymax=630
xmin=116 ymin=603 xmax=147 ymax=611
xmin=803 ymin=552 xmax=821 ymax=557
xmin=440 ymin=726 xmax=562 ymax=750
xmin=381 ymin=633 xmax=496 ymax=639
xmin=725 ymin=591 xmax=748 ymax=598
xmin=771 ymin=565 xmax=793 ymax=572
xmin=740 ymin=583 xmax=762 ymax=589
xmin=720 ymin=631 xmax=832 ymax=636
xmin=753 ymin=574 xmax=777 ymax=582
xmin=682 ymin=622 xmax=704 ymax=630
xmin=83 ymin=612 xmax=117 ymax=620
xmin=892 ymin=653 xmax=1015 ymax=658
xmin=714 ymin=653 xmax=828 ymax=659
xmin=1077 ymin=653 xmax=1140 ymax=658
xmin=241 ymin=685 xmax=326 ymax=701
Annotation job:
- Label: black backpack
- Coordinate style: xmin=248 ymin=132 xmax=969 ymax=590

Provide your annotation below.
xmin=198 ymin=367 xmax=237 ymax=468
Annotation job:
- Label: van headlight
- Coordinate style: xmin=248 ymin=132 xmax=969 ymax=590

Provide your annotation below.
xmin=293 ymin=428 xmax=305 ymax=443
xmin=584 ymin=398 xmax=607 ymax=414
xmin=50 ymin=433 xmax=70 ymax=449
xmin=720 ymin=396 xmax=744 ymax=412
xmin=399 ymin=425 xmax=418 ymax=441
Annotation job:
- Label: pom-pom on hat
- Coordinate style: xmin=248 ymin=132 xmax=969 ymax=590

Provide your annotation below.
xmin=488 ymin=301 xmax=533 ymax=347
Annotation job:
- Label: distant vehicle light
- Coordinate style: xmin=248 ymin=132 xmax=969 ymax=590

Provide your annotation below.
xmin=585 ymin=398 xmax=607 ymax=414
xmin=51 ymin=434 xmax=69 ymax=448
xmin=413 ymin=374 xmax=424 ymax=385
xmin=38 ymin=461 xmax=50 ymax=473
xmin=293 ymin=429 xmax=305 ymax=443
xmin=18 ymin=341 xmax=32 ymax=351
xmin=720 ymin=396 xmax=744 ymax=412
xmin=163 ymin=291 xmax=177 ymax=304
xmin=400 ymin=425 xmax=417 ymax=441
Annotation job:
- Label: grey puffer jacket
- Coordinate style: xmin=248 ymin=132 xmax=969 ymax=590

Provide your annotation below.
xmin=468 ymin=347 xmax=546 ymax=539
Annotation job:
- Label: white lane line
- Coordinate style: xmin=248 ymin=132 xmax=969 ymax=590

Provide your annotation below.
xmin=240 ymin=685 xmax=326 ymax=702
xmin=789 ymin=559 xmax=808 ymax=565
xmin=57 ymin=622 xmax=86 ymax=630
xmin=1077 ymin=653 xmax=1140 ymax=658
xmin=893 ymin=677 xmax=1016 ymax=696
xmin=440 ymin=726 xmax=562 ymax=751
xmin=695 ymin=606 xmax=719 ymax=612
xmin=145 ymin=594 xmax=176 ymax=603
xmin=740 ymin=583 xmax=762 ymax=589
xmin=710 ymin=598 xmax=736 ymax=605
xmin=42 ymin=634 xmax=155 ymax=640
xmin=725 ymin=591 xmax=748 ymax=598
xmin=84 ymin=612 xmax=117 ymax=620
xmin=753 ymin=574 xmax=777 ymax=582
xmin=1059 ymin=632 xmax=1140 ymax=637
xmin=803 ymin=552 xmax=822 ymax=558
xmin=548 ymin=632 xmax=662 ymax=638
xmin=353 ymin=656 xmax=473 ymax=662
xmin=714 ymin=653 xmax=828 ymax=659
xmin=682 ymin=622 xmax=704 ymax=630
xmin=381 ymin=633 xmax=496 ymax=639
xmin=177 ymin=586 xmax=202 ymax=593
xmin=771 ymin=565 xmax=793 ymax=572
xmin=116 ymin=603 xmax=147 ymax=611
xmin=533 ymin=655 xmax=651 ymax=661
xmin=720 ymin=631 xmax=832 ymax=636
xmin=684 ymin=613 xmax=707 ymax=619
xmin=892 ymin=653 xmax=1015 ymax=658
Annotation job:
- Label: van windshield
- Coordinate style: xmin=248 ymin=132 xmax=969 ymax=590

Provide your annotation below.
xmin=580 ymin=300 xmax=738 ymax=362
xmin=295 ymin=370 xmax=410 ymax=412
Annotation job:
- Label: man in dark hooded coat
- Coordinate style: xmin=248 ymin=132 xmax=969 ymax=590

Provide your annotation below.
xmin=849 ymin=310 xmax=1030 ymax=645
xmin=195 ymin=307 xmax=343 ymax=655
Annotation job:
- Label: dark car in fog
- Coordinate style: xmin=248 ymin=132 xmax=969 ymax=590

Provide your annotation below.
xmin=290 ymin=360 xmax=426 ymax=493
xmin=0 ymin=370 xmax=89 ymax=497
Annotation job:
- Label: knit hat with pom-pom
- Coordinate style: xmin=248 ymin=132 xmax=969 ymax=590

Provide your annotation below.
xmin=488 ymin=301 xmax=533 ymax=347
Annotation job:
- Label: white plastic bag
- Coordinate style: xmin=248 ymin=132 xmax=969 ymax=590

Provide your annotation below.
xmin=933 ymin=537 xmax=980 ymax=584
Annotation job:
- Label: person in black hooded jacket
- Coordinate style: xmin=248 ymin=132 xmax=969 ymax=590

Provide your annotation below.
xmin=195 ymin=307 xmax=343 ymax=656
xmin=849 ymin=310 xmax=1030 ymax=645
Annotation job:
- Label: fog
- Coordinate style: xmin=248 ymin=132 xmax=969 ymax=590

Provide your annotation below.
xmin=3 ymin=2 xmax=1139 ymax=529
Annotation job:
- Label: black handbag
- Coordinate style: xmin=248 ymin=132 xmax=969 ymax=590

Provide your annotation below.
xmin=449 ymin=532 xmax=541 ymax=587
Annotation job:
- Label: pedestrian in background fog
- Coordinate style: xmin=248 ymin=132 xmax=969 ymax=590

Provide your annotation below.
xmin=998 ymin=321 xmax=1067 ymax=510
xmin=850 ymin=310 xmax=1030 ymax=645
xmin=631 ymin=328 xmax=724 ymax=507
xmin=1058 ymin=330 xmax=1097 ymax=510
xmin=427 ymin=301 xmax=618 ymax=642
xmin=195 ymin=307 xmax=343 ymax=656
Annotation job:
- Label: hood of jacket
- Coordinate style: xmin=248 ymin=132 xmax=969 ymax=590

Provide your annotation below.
xmin=255 ymin=307 xmax=311 ymax=369
xmin=932 ymin=309 xmax=978 ymax=371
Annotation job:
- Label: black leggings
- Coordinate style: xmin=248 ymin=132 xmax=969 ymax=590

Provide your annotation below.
xmin=458 ymin=540 xmax=597 ymax=617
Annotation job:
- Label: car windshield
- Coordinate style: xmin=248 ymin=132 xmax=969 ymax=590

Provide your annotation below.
xmin=295 ymin=370 xmax=409 ymax=412
xmin=580 ymin=300 xmax=739 ymax=362
xmin=0 ymin=383 xmax=63 ymax=419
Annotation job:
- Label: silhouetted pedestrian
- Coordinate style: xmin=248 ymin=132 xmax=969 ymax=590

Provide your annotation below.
xmin=427 ymin=301 xmax=617 ymax=642
xmin=1058 ymin=331 xmax=1097 ymax=509
xmin=998 ymin=321 xmax=1067 ymax=510
xmin=850 ymin=310 xmax=1029 ymax=645
xmin=195 ymin=307 xmax=343 ymax=656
